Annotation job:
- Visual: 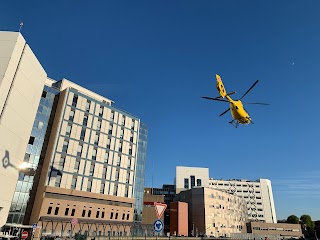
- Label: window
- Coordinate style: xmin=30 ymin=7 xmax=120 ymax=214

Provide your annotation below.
xmin=66 ymin=124 xmax=72 ymax=137
xmin=38 ymin=121 xmax=44 ymax=129
xmin=65 ymin=208 xmax=69 ymax=216
xmin=131 ymin=120 xmax=135 ymax=130
xmin=125 ymin=186 xmax=129 ymax=197
xmin=72 ymin=95 xmax=78 ymax=107
xmin=47 ymin=206 xmax=52 ymax=214
xmin=97 ymin=119 xmax=102 ymax=130
xmin=126 ymin=214 xmax=129 ymax=220
xmin=77 ymin=144 xmax=83 ymax=157
xmin=110 ymin=110 xmax=114 ymax=121
xmin=58 ymin=157 xmax=65 ymax=170
xmin=83 ymin=114 xmax=88 ymax=126
xmin=101 ymin=212 xmax=105 ymax=218
xmin=119 ymin=142 xmax=122 ymax=152
xmin=92 ymin=148 xmax=97 ymax=160
xmin=120 ymin=128 xmax=124 ymax=139
xmin=89 ymin=164 xmax=95 ymax=176
xmin=115 ymin=212 xmax=118 ymax=219
xmin=113 ymin=184 xmax=118 ymax=196
xmin=106 ymin=138 xmax=111 ymax=149
xmin=42 ymin=91 xmax=47 ymax=98
xmin=100 ymin=182 xmax=105 ymax=194
xmin=94 ymin=133 xmax=99 ymax=145
xmin=71 ymin=209 xmax=75 ymax=216
xmin=110 ymin=212 xmax=114 ymax=219
xmin=86 ymin=100 xmax=91 ymax=112
xmin=121 ymin=115 xmax=125 ymax=125
xmin=115 ymin=170 xmax=120 ymax=181
xmin=99 ymin=106 xmax=104 ymax=117
xmin=96 ymin=211 xmax=100 ymax=218
xmin=117 ymin=155 xmax=121 ymax=166
xmin=82 ymin=210 xmax=86 ymax=217
xmin=197 ymin=179 xmax=202 ymax=187
xmin=184 ymin=178 xmax=189 ymax=189
xmin=87 ymin=179 xmax=92 ymax=192
xmin=128 ymin=145 xmax=132 ymax=155
xmin=102 ymin=166 xmax=107 ymax=179
xmin=74 ymin=160 xmax=80 ymax=173
xmin=55 ymin=175 xmax=62 ymax=187
xmin=69 ymin=109 xmax=75 ymax=121
xmin=126 ymin=171 xmax=130 ymax=184
xmin=130 ymin=132 xmax=134 ymax=142
xmin=80 ymin=128 xmax=86 ymax=141
xmin=122 ymin=213 xmax=125 ymax=220
xmin=28 ymin=136 xmax=35 ymax=145
xmin=127 ymin=158 xmax=131 ymax=169
xmin=62 ymin=139 xmax=69 ymax=153
xmin=71 ymin=177 xmax=77 ymax=189
xmin=88 ymin=210 xmax=91 ymax=217
xmin=190 ymin=175 xmax=195 ymax=188
xmin=54 ymin=207 xmax=59 ymax=215
xmin=104 ymin=151 xmax=109 ymax=163
xmin=108 ymin=124 xmax=113 ymax=135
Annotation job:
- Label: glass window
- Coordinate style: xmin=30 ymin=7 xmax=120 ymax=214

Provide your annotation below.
xmin=65 ymin=208 xmax=69 ymax=216
xmin=106 ymin=138 xmax=111 ymax=149
xmin=86 ymin=100 xmax=91 ymax=112
xmin=55 ymin=175 xmax=62 ymax=187
xmin=69 ymin=109 xmax=75 ymax=121
xmin=118 ymin=142 xmax=122 ymax=152
xmin=128 ymin=145 xmax=132 ymax=155
xmin=99 ymin=105 xmax=104 ymax=117
xmin=80 ymin=128 xmax=86 ymax=141
xmin=104 ymin=151 xmax=109 ymax=163
xmin=62 ymin=139 xmax=69 ymax=153
xmin=83 ymin=114 xmax=88 ymax=126
xmin=190 ymin=175 xmax=195 ymax=188
xmin=42 ymin=91 xmax=47 ymax=98
xmin=89 ymin=164 xmax=95 ymax=176
xmin=82 ymin=209 xmax=86 ymax=217
xmin=28 ymin=136 xmax=35 ymax=145
xmin=108 ymin=124 xmax=113 ymax=134
xmin=71 ymin=209 xmax=75 ymax=216
xmin=66 ymin=124 xmax=72 ymax=137
xmin=59 ymin=157 xmax=65 ymax=170
xmin=197 ymin=179 xmax=202 ymax=186
xmin=92 ymin=148 xmax=97 ymax=160
xmin=71 ymin=177 xmax=77 ymax=189
xmin=54 ymin=207 xmax=59 ymax=215
xmin=74 ymin=160 xmax=80 ymax=173
xmin=97 ymin=119 xmax=102 ymax=130
xmin=131 ymin=120 xmax=135 ymax=130
xmin=117 ymin=155 xmax=121 ymax=166
xmin=47 ymin=206 xmax=52 ymax=214
xmin=184 ymin=178 xmax=189 ymax=189
xmin=100 ymin=182 xmax=105 ymax=194
xmin=72 ymin=95 xmax=78 ymax=107
xmin=88 ymin=210 xmax=91 ymax=217
xmin=94 ymin=133 xmax=99 ymax=145
xmin=102 ymin=167 xmax=107 ymax=179
xmin=77 ymin=144 xmax=83 ymax=157
xmin=87 ymin=179 xmax=92 ymax=192
xmin=110 ymin=110 xmax=114 ymax=121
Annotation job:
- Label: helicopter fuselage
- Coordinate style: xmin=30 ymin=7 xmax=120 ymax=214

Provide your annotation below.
xmin=228 ymin=99 xmax=251 ymax=124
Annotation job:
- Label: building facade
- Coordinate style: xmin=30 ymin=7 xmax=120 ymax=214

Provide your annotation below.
xmin=209 ymin=178 xmax=277 ymax=223
xmin=0 ymin=31 xmax=47 ymax=227
xmin=175 ymin=166 xmax=209 ymax=194
xmin=177 ymin=187 xmax=247 ymax=237
xmin=170 ymin=201 xmax=188 ymax=237
xmin=0 ymin=32 xmax=148 ymax=238
xmin=247 ymin=222 xmax=303 ymax=238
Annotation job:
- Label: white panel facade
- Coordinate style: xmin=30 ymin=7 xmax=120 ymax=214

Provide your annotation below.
xmin=0 ymin=31 xmax=46 ymax=226
xmin=209 ymin=178 xmax=277 ymax=223
xmin=175 ymin=166 xmax=209 ymax=193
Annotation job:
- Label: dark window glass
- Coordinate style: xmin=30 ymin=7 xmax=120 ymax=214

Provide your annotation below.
xmin=82 ymin=210 xmax=86 ymax=217
xmin=184 ymin=178 xmax=189 ymax=189
xmin=115 ymin=213 xmax=118 ymax=219
xmin=71 ymin=209 xmax=75 ymax=216
xmin=42 ymin=91 xmax=47 ymax=98
xmin=47 ymin=206 xmax=52 ymax=214
xmin=65 ymin=208 xmax=69 ymax=216
xmin=96 ymin=211 xmax=100 ymax=218
xmin=101 ymin=212 xmax=105 ymax=218
xmin=88 ymin=210 xmax=91 ymax=217
xmin=54 ymin=207 xmax=59 ymax=215
xmin=110 ymin=212 xmax=114 ymax=219
xmin=28 ymin=136 xmax=35 ymax=145
xmin=190 ymin=175 xmax=195 ymax=188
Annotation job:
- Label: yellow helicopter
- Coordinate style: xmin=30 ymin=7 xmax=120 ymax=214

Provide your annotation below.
xmin=202 ymin=74 xmax=269 ymax=128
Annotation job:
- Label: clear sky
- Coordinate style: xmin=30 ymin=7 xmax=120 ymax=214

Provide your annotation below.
xmin=1 ymin=1 xmax=320 ymax=220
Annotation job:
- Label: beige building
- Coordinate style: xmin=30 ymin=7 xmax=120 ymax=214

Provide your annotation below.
xmin=0 ymin=31 xmax=46 ymax=227
xmin=28 ymin=78 xmax=144 ymax=238
xmin=177 ymin=187 xmax=248 ymax=237
xmin=247 ymin=222 xmax=303 ymax=238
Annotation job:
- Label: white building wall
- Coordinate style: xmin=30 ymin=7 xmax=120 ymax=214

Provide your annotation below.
xmin=208 ymin=178 xmax=277 ymax=223
xmin=175 ymin=166 xmax=209 ymax=193
xmin=0 ymin=31 xmax=46 ymax=227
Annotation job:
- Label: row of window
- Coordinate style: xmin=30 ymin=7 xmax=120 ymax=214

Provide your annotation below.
xmin=210 ymin=182 xmax=260 ymax=188
xmin=184 ymin=176 xmax=202 ymax=189
xmin=71 ymin=95 xmax=135 ymax=130
xmin=53 ymin=174 xmax=130 ymax=197
xmin=47 ymin=206 xmax=130 ymax=220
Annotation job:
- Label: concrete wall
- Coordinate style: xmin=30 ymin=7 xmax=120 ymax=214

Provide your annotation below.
xmin=0 ymin=31 xmax=46 ymax=227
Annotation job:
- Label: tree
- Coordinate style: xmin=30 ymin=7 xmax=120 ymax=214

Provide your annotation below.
xmin=287 ymin=215 xmax=299 ymax=224
xmin=300 ymin=214 xmax=315 ymax=229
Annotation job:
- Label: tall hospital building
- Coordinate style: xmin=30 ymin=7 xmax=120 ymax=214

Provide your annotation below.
xmin=175 ymin=166 xmax=277 ymax=224
xmin=0 ymin=31 xmax=147 ymax=236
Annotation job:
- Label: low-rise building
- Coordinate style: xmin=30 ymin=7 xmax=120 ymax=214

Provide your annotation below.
xmin=247 ymin=222 xmax=303 ymax=238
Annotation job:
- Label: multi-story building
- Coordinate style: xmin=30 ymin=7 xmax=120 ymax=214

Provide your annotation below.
xmin=0 ymin=31 xmax=47 ymax=227
xmin=209 ymin=178 xmax=277 ymax=223
xmin=175 ymin=166 xmax=209 ymax=194
xmin=0 ymin=31 xmax=148 ymax=238
xmin=176 ymin=187 xmax=248 ymax=237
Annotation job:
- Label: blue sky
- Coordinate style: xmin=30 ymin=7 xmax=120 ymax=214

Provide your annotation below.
xmin=1 ymin=1 xmax=320 ymax=220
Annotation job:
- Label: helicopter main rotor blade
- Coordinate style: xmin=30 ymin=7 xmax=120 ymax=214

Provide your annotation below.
xmin=202 ymin=97 xmax=229 ymax=102
xmin=239 ymin=80 xmax=259 ymax=100
xmin=243 ymin=102 xmax=270 ymax=105
xmin=219 ymin=108 xmax=230 ymax=117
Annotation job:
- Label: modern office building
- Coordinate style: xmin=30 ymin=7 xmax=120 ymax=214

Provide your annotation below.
xmin=176 ymin=187 xmax=248 ymax=237
xmin=209 ymin=178 xmax=277 ymax=223
xmin=246 ymin=222 xmax=303 ymax=238
xmin=0 ymin=31 xmax=148 ymax=238
xmin=0 ymin=31 xmax=47 ymax=227
xmin=175 ymin=166 xmax=209 ymax=194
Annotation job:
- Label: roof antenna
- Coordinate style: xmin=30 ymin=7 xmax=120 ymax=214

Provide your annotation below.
xmin=19 ymin=21 xmax=23 ymax=32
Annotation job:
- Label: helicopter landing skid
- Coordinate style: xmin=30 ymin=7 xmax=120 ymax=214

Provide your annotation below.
xmin=229 ymin=120 xmax=239 ymax=128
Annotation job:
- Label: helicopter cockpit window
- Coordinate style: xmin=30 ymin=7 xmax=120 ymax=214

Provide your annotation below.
xmin=235 ymin=106 xmax=239 ymax=109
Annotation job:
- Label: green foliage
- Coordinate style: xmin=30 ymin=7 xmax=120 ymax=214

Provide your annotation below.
xmin=300 ymin=214 xmax=315 ymax=229
xmin=287 ymin=215 xmax=299 ymax=224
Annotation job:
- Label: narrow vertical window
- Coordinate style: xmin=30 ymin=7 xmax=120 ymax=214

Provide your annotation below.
xmin=86 ymin=100 xmax=91 ymax=112
xmin=87 ymin=179 xmax=92 ymax=192
xmin=92 ymin=148 xmax=97 ymax=160
xmin=62 ymin=139 xmax=69 ymax=153
xmin=99 ymin=105 xmax=104 ymax=117
xmin=69 ymin=109 xmax=75 ymax=121
xmin=66 ymin=124 xmax=72 ymax=137
xmin=72 ymin=95 xmax=78 ymax=107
